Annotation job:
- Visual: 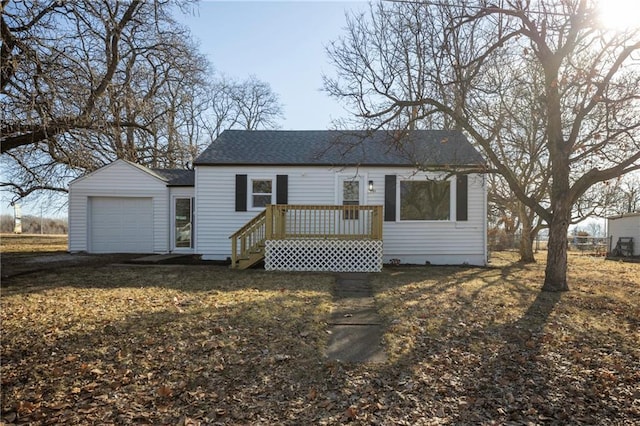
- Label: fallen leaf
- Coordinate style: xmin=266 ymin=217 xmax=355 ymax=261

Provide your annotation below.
xmin=157 ymin=385 xmax=173 ymax=398
xmin=307 ymin=388 xmax=317 ymax=400
xmin=3 ymin=412 xmax=17 ymax=422
xmin=48 ymin=401 xmax=71 ymax=410
xmin=274 ymin=354 xmax=290 ymax=362
xmin=344 ymin=406 xmax=357 ymax=420
xmin=17 ymin=401 xmax=39 ymax=414
xmin=77 ymin=406 xmax=98 ymax=414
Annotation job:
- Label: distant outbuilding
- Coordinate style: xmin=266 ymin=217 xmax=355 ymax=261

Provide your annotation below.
xmin=607 ymin=212 xmax=640 ymax=257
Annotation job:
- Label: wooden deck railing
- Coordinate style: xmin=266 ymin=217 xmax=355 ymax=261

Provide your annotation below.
xmin=230 ymin=205 xmax=383 ymax=268
xmin=266 ymin=204 xmax=383 ymax=240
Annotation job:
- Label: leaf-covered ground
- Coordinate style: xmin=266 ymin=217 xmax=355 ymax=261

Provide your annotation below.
xmin=1 ymin=247 xmax=639 ymax=425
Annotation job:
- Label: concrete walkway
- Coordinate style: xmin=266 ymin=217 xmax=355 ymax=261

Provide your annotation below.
xmin=325 ymin=273 xmax=387 ymax=363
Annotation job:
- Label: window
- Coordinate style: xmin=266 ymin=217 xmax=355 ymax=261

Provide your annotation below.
xmin=251 ymin=179 xmax=272 ymax=208
xmin=342 ymin=180 xmax=360 ymax=219
xmin=400 ymin=180 xmax=450 ymax=220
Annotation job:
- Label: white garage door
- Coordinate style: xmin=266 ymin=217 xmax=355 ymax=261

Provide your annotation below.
xmin=89 ymin=197 xmax=154 ymax=253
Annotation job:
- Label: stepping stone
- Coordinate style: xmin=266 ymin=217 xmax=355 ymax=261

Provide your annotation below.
xmin=325 ymin=325 xmax=387 ymax=363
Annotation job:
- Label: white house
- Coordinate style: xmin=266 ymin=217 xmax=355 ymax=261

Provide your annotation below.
xmin=607 ymin=212 xmax=640 ymax=256
xmin=68 ymin=130 xmax=488 ymax=271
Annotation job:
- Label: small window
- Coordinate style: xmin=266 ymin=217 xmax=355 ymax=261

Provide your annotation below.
xmin=400 ymin=180 xmax=450 ymax=220
xmin=343 ymin=180 xmax=360 ymax=220
xmin=251 ymin=179 xmax=272 ymax=208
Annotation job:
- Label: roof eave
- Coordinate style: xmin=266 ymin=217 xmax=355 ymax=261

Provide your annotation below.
xmin=193 ymin=162 xmax=486 ymax=168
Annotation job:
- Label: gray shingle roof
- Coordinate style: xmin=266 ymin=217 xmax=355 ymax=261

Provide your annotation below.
xmin=152 ymin=168 xmax=195 ymax=186
xmin=194 ymin=130 xmax=485 ymax=167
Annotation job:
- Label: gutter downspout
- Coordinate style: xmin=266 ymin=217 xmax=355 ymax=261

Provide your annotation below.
xmin=483 ymin=173 xmax=488 ymax=265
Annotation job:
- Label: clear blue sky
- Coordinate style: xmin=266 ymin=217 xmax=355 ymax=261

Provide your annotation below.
xmin=177 ymin=0 xmax=367 ymax=129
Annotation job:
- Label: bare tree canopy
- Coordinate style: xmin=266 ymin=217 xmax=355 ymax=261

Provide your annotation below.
xmin=207 ymin=75 xmax=284 ymax=138
xmin=591 ymin=173 xmax=640 ymax=216
xmin=325 ymin=0 xmax=640 ymax=291
xmin=1 ymin=0 xmax=207 ymax=197
xmin=2 ymin=0 xmax=147 ymax=153
xmin=1 ymin=0 xmax=284 ymax=204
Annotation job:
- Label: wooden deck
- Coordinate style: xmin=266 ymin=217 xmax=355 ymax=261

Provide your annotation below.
xmin=230 ymin=204 xmax=383 ymax=269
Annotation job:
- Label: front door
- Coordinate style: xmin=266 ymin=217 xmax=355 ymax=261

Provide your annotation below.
xmin=338 ymin=176 xmax=364 ymax=220
xmin=174 ymin=197 xmax=193 ymax=250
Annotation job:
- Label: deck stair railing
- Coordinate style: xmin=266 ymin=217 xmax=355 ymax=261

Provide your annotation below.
xmin=230 ymin=210 xmax=267 ymax=269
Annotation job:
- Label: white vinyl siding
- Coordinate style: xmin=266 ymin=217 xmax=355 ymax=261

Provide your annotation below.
xmin=68 ymin=160 xmax=170 ymax=253
xmin=195 ymin=166 xmax=335 ymax=260
xmin=195 ymin=166 xmax=487 ymax=265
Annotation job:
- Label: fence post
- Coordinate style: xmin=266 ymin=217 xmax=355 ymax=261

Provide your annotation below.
xmin=608 ymin=235 xmax=612 ymax=255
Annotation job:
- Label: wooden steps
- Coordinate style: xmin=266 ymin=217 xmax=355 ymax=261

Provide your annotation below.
xmin=235 ymin=247 xmax=265 ymax=270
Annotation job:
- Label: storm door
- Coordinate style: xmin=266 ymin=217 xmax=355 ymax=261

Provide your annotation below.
xmin=174 ymin=198 xmax=193 ymax=249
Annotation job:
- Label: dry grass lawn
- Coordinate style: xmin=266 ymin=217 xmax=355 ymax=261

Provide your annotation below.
xmin=1 ymin=238 xmax=639 ymax=425
xmin=1 ymin=233 xmax=68 ymax=253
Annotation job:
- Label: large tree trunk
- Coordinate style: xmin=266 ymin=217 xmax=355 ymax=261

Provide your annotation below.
xmin=542 ymin=56 xmax=570 ymax=292
xmin=518 ymin=204 xmax=536 ymax=263
xmin=543 ymin=208 xmax=570 ymax=292
xmin=519 ymin=229 xmax=535 ymax=263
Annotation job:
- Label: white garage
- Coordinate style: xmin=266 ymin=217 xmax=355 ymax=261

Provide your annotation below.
xmin=68 ymin=159 xmax=174 ymax=254
xmin=89 ymin=197 xmax=154 ymax=253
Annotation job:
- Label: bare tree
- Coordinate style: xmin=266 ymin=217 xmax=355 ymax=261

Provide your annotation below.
xmin=206 ymin=75 xmax=284 ymax=137
xmin=1 ymin=0 xmax=145 ymax=152
xmin=618 ymin=176 xmax=640 ymax=213
xmin=231 ymin=75 xmax=284 ymax=131
xmin=484 ymin=53 xmax=551 ymax=262
xmin=325 ymin=0 xmax=640 ymax=291
xmin=1 ymin=0 xmax=210 ymax=202
xmin=596 ymin=173 xmax=640 ymax=215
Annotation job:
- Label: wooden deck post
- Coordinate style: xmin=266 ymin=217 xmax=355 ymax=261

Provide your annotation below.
xmin=265 ymin=205 xmax=273 ymax=239
xmin=371 ymin=205 xmax=383 ymax=240
xmin=231 ymin=236 xmax=238 ymax=268
xmin=277 ymin=206 xmax=286 ymax=238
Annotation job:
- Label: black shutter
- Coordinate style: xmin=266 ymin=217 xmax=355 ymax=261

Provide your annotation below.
xmin=456 ymin=174 xmax=468 ymax=221
xmin=276 ymin=175 xmax=288 ymax=204
xmin=384 ymin=175 xmax=396 ymax=222
xmin=235 ymin=174 xmax=247 ymax=212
